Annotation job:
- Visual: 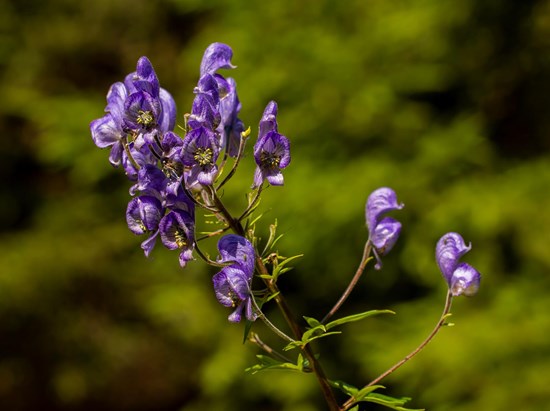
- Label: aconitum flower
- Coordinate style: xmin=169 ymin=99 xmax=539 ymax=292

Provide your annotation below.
xmin=200 ymin=43 xmax=236 ymax=77
xmin=436 ymin=232 xmax=481 ymax=297
xmin=252 ymin=101 xmax=290 ymax=188
xmin=216 ymin=234 xmax=256 ymax=274
xmin=217 ymin=77 xmax=245 ymax=157
xmin=365 ymin=187 xmax=404 ymax=269
xmin=212 ymin=235 xmax=257 ymax=323
xmin=159 ymin=209 xmax=195 ymax=268
xmin=90 ymin=56 xmax=177 ymax=166
xmin=181 ymin=126 xmax=220 ymax=187
xmin=126 ymin=196 xmax=163 ymax=257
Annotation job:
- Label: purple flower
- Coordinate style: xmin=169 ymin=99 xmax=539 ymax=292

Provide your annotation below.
xmin=200 ymin=43 xmax=236 ymax=77
xmin=126 ymin=196 xmax=163 ymax=257
xmin=181 ymin=126 xmax=220 ymax=187
xmin=212 ymin=235 xmax=257 ymax=323
xmin=159 ymin=210 xmax=195 ymax=268
xmin=216 ymin=234 xmax=256 ymax=275
xmin=436 ymin=232 xmax=481 ymax=297
xmin=91 ymin=56 xmax=177 ymax=168
xmin=252 ymin=101 xmax=290 ymax=188
xmin=217 ymin=77 xmax=245 ymax=157
xmin=90 ymin=113 xmax=125 ymax=166
xmin=213 ymin=265 xmax=256 ymax=323
xmin=365 ymin=187 xmax=404 ymax=268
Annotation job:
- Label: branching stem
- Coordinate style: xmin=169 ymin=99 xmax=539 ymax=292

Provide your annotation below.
xmin=341 ymin=291 xmax=454 ymax=411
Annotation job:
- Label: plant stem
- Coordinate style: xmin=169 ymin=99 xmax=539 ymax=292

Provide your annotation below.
xmin=341 ymin=291 xmax=454 ymax=411
xmin=209 ymin=189 xmax=340 ymax=411
xmin=322 ymin=241 xmax=372 ymax=324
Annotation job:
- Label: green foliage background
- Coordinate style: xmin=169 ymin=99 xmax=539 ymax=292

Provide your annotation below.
xmin=1 ymin=0 xmax=550 ymax=410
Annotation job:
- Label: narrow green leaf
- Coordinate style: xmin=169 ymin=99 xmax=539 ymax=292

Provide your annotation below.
xmin=266 ymin=291 xmax=280 ymax=302
xmin=272 ymin=254 xmax=304 ymax=280
xmin=242 ymin=320 xmax=254 ymax=344
xmin=329 ymin=380 xmax=359 ymax=396
xmin=301 ymin=324 xmax=327 ymax=342
xmin=325 ymin=309 xmax=395 ymax=330
xmin=244 ymin=355 xmax=303 ymax=374
xmin=304 ymin=316 xmax=323 ymax=329
xmin=355 ymin=385 xmax=385 ymax=401
xmin=361 ymin=392 xmax=424 ymax=411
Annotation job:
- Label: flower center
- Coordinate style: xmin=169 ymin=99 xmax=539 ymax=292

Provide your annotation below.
xmin=162 ymin=159 xmax=184 ymax=178
xmin=175 ymin=228 xmax=188 ymax=248
xmin=260 ymin=151 xmax=280 ymax=168
xmin=136 ymin=110 xmax=155 ymax=128
xmin=193 ymin=147 xmax=214 ymax=166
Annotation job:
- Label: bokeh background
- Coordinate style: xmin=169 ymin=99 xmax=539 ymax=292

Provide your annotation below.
xmin=1 ymin=0 xmax=550 ymax=410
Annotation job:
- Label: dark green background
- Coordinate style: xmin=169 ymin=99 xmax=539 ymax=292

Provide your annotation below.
xmin=1 ymin=0 xmax=549 ymax=410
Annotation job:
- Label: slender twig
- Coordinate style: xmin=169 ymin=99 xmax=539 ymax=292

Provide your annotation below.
xmin=193 ymin=240 xmax=226 ymax=267
xmin=238 ymin=185 xmax=264 ymax=223
xmin=249 ymin=291 xmax=296 ymax=344
xmin=122 ymin=137 xmax=140 ymax=171
xmin=196 ymin=226 xmax=231 ymax=241
xmin=341 ymin=291 xmax=454 ymax=411
xmin=321 ymin=241 xmax=372 ymax=324
xmin=216 ymin=128 xmax=251 ymax=190
xmin=249 ymin=333 xmax=296 ymax=364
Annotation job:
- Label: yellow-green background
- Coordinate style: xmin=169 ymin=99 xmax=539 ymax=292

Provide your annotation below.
xmin=1 ymin=0 xmax=549 ymax=410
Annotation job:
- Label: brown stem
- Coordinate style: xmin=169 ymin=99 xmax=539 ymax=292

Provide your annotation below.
xmin=341 ymin=291 xmax=454 ymax=411
xmin=322 ymin=241 xmax=372 ymax=324
xmin=208 ymin=191 xmax=339 ymax=410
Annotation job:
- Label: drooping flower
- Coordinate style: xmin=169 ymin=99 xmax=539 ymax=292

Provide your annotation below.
xmin=216 ymin=234 xmax=256 ymax=275
xmin=126 ymin=195 xmax=164 ymax=257
xmin=212 ymin=235 xmax=257 ymax=323
xmin=159 ymin=209 xmax=195 ymax=268
xmin=436 ymin=232 xmax=481 ymax=297
xmin=365 ymin=187 xmax=404 ymax=269
xmin=213 ymin=265 xmax=256 ymax=323
xmin=252 ymin=101 xmax=290 ymax=188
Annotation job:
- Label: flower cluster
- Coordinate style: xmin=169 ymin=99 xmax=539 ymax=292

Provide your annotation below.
xmin=90 ymin=43 xmax=291 ymax=267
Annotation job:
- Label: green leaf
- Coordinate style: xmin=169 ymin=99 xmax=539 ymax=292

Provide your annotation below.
xmin=355 ymin=385 xmax=385 ymax=401
xmin=272 ymin=254 xmax=304 ymax=280
xmin=303 ymin=316 xmax=323 ymax=329
xmin=328 ymin=380 xmax=359 ymax=397
xmin=283 ymin=331 xmax=342 ymax=351
xmin=325 ymin=309 xmax=395 ymax=330
xmin=361 ymin=392 xmax=424 ymax=411
xmin=244 ymin=355 xmax=303 ymax=374
xmin=242 ymin=320 xmax=254 ymax=344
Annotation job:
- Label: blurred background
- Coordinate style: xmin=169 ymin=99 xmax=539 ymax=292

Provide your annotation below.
xmin=1 ymin=0 xmax=550 ymax=410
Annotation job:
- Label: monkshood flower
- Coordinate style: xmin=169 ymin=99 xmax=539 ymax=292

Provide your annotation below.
xmin=126 ymin=195 xmax=163 ymax=257
xmin=436 ymin=232 xmax=481 ymax=297
xmin=366 ymin=187 xmax=404 ymax=269
xmin=159 ymin=209 xmax=195 ymax=268
xmin=200 ymin=42 xmax=236 ymax=76
xmin=90 ymin=56 xmax=176 ymax=164
xmin=216 ymin=234 xmax=256 ymax=274
xmin=252 ymin=101 xmax=291 ymax=188
xmin=212 ymin=235 xmax=257 ymax=323
xmin=181 ymin=126 xmax=220 ymax=187
xmin=217 ymin=77 xmax=245 ymax=157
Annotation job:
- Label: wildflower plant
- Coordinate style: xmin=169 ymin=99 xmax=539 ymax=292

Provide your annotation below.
xmin=90 ymin=43 xmax=482 ymax=411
